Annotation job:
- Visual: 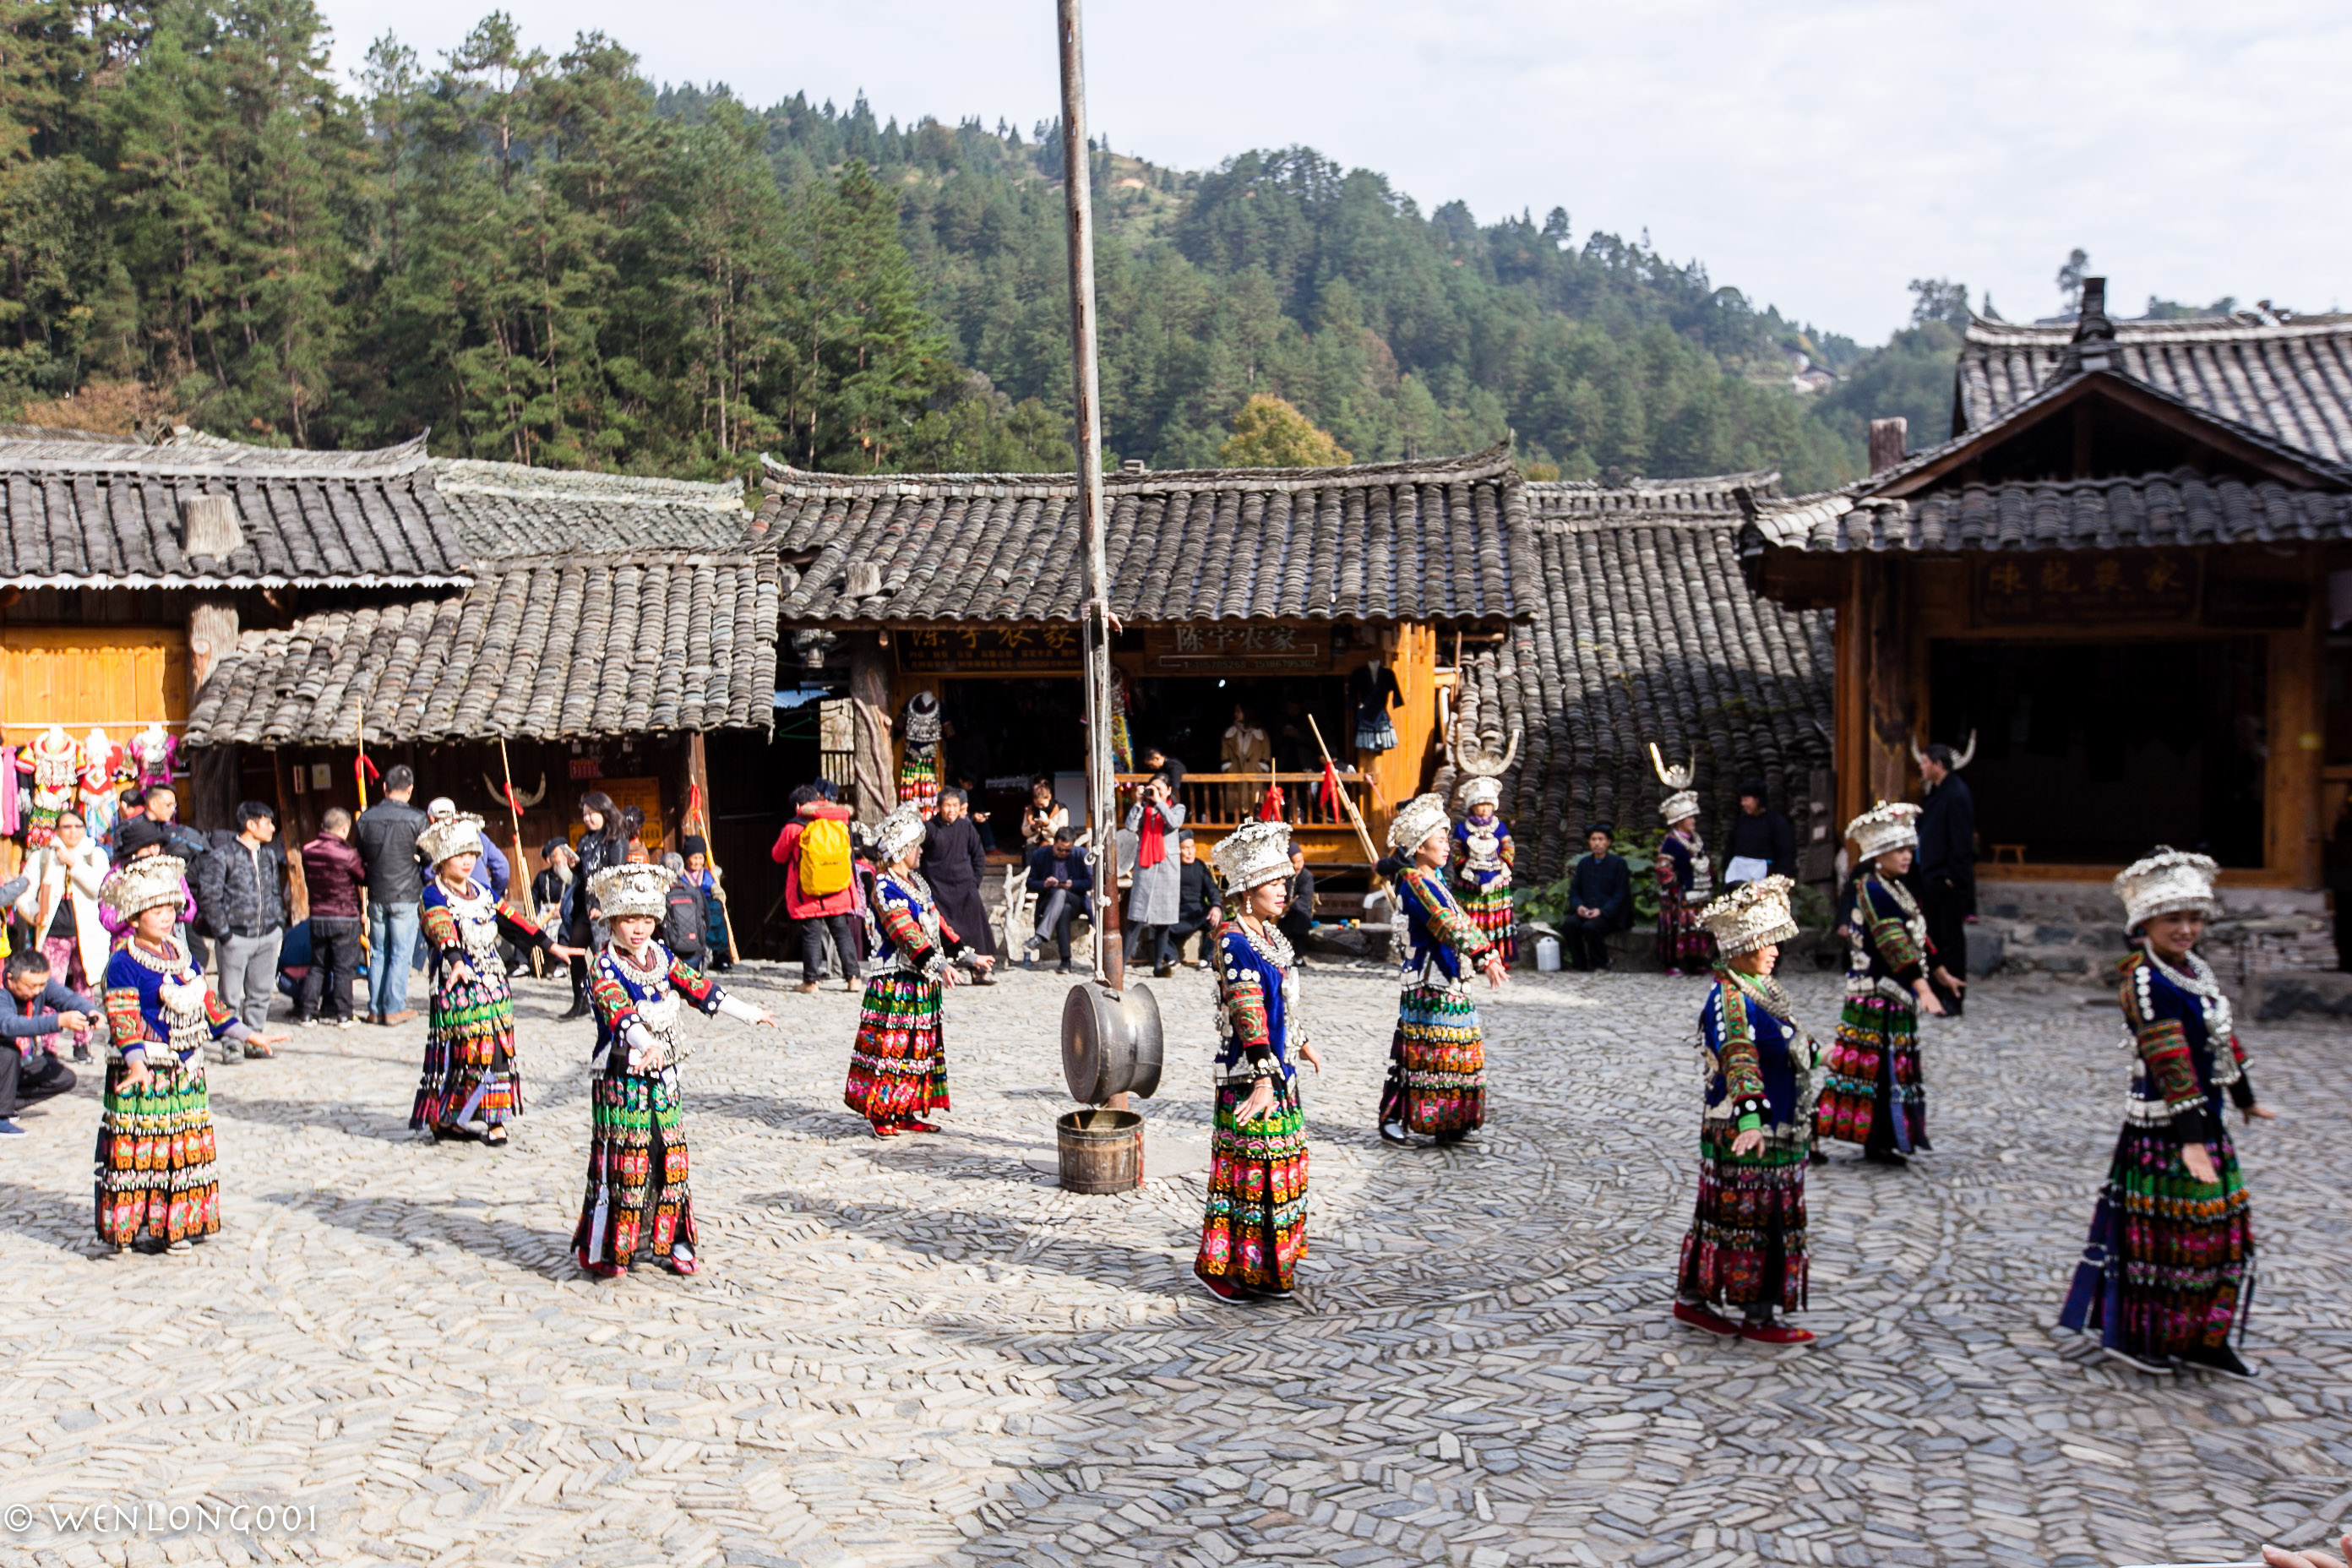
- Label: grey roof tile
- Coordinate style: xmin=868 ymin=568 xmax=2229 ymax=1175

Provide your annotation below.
xmin=430 ymin=459 xmax=752 ymax=559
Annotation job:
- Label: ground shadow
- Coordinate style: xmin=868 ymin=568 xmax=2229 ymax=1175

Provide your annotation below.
xmin=258 ymin=1186 xmax=581 ymax=1280
xmin=209 ymin=1094 xmax=419 ymax=1143
xmin=0 ymin=1178 xmax=106 ymax=1255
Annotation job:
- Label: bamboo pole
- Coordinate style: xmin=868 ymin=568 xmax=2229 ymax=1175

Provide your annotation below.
xmin=1307 ymin=714 xmax=1385 ymax=885
xmin=354 ymin=698 xmax=371 ymax=957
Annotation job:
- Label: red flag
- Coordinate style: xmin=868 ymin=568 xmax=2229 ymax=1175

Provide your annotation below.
xmin=1319 ymin=758 xmax=1342 ymax=816
xmin=1257 ymin=782 xmax=1285 ymax=821
xmin=353 ymin=753 xmax=379 ymax=789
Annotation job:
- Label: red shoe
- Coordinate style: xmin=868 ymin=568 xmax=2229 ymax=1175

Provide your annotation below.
xmin=901 ymin=1119 xmax=941 ymax=1135
xmin=1737 ymin=1320 xmax=1815 ymax=1345
xmin=1195 ymin=1274 xmax=1255 ymax=1303
xmin=667 ymin=1245 xmax=699 ymax=1277
xmin=581 ymin=1260 xmax=623 ymax=1280
xmin=1672 ymin=1300 xmax=1740 ymax=1336
xmin=871 ymin=1121 xmax=902 ymax=1138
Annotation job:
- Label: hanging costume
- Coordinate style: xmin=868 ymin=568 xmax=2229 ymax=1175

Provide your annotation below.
xmin=2061 ymin=849 xmax=2261 ymax=1375
xmin=898 ymin=691 xmax=943 ymax=817
xmin=847 ymin=805 xmax=975 ymax=1134
xmin=1815 ymin=803 xmax=1932 ymax=1160
xmin=95 ymin=856 xmax=253 ymax=1250
xmin=1351 ymin=663 xmax=1403 ymax=754
xmin=410 ymin=814 xmax=560 ymax=1140
xmin=20 ymin=725 xmax=79 ymax=851
xmin=1195 ymin=819 xmax=1312 ymax=1298
xmin=1451 ymin=778 xmax=1516 ymax=965
xmin=1675 ymin=878 xmax=1819 ymax=1339
xmin=574 ymin=862 xmax=767 ymax=1277
xmin=1381 ymin=793 xmax=1495 ymax=1140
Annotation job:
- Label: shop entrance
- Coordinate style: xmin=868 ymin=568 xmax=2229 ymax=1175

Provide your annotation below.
xmin=1929 ymin=637 xmax=2268 ymax=867
xmin=1124 ymin=675 xmax=1354 ymax=781
xmin=939 ymin=678 xmax=1087 ymax=849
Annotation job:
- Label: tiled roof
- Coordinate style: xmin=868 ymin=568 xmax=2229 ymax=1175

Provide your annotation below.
xmin=1958 ymin=313 xmax=2352 ymax=464
xmin=1478 ymin=482 xmax=1835 ymax=884
xmin=758 ymin=444 xmax=1530 ymax=624
xmin=0 ymin=433 xmax=469 ymax=587
xmin=432 ymin=459 xmax=752 ymax=560
xmin=184 ymin=552 xmax=779 ymax=745
xmin=1744 ymin=468 xmax=2352 ymax=554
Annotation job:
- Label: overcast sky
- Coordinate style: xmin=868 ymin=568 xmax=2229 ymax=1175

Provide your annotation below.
xmin=312 ymin=0 xmax=2352 ymax=345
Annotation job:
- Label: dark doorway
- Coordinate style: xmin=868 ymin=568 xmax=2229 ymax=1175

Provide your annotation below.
xmin=939 ymin=678 xmax=1086 ymax=851
xmin=1124 ymin=676 xmax=1353 ymax=779
xmin=1929 ymin=637 xmax=2267 ymax=867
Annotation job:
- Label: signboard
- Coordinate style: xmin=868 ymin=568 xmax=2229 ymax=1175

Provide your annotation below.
xmin=1974 ymin=550 xmax=2198 ymax=626
xmin=1142 ymin=625 xmax=1331 ymax=673
xmin=896 ymin=625 xmax=1082 ymax=673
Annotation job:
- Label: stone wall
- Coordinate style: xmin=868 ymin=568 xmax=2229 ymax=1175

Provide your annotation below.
xmin=1970 ymin=879 xmax=2338 ymax=983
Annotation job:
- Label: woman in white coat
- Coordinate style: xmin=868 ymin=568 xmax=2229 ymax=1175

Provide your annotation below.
xmin=28 ymin=807 xmax=111 ymax=1060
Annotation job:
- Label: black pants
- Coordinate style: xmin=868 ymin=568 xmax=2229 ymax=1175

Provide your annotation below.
xmin=1125 ymin=923 xmax=1173 ymax=968
xmin=1561 ymin=914 xmax=1615 ymax=971
xmin=1920 ymin=876 xmax=1970 ymax=1015
xmin=1276 ymin=909 xmax=1311 ymax=956
xmin=0 ymin=1048 xmax=75 ymax=1118
xmin=802 ymin=913 xmax=858 ymax=983
xmin=1168 ymin=914 xmax=1216 ymax=964
xmin=297 ymin=916 xmax=363 ymax=1021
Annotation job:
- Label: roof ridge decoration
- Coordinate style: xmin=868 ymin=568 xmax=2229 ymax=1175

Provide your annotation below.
xmin=431 ymin=458 xmax=745 ymax=511
xmin=1524 ymin=471 xmax=1782 ymax=527
xmin=0 ymin=430 xmax=432 ymax=478
xmin=1964 ymin=313 xmax=2352 ymax=347
xmin=757 ymin=441 xmax=1516 ymax=498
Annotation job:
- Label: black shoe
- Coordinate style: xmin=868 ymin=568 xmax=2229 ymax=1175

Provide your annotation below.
xmin=2176 ymin=1342 xmax=2256 ymax=1379
xmin=1862 ymin=1149 xmax=1910 ymax=1168
xmin=1379 ymin=1120 xmax=1414 ymax=1146
xmin=559 ymin=998 xmax=591 ymax=1021
xmin=1807 ymin=1149 xmax=1829 ymax=1166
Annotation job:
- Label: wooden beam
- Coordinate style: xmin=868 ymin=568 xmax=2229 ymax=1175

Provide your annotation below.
xmin=2269 ymin=562 xmax=2323 ymax=887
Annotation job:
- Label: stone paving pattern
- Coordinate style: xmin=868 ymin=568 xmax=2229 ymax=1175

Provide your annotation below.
xmin=0 ymin=957 xmax=2344 ymax=1568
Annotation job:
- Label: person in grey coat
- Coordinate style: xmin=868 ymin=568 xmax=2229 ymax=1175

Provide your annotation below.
xmin=1124 ymin=776 xmax=1186 ymax=977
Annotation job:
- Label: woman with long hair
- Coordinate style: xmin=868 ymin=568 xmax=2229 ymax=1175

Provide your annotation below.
xmin=563 ymin=792 xmax=628 ymax=1020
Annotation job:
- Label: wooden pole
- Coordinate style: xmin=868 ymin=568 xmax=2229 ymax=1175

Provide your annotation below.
xmin=1059 ymin=0 xmax=1119 ymax=994
xmin=354 ymin=698 xmax=371 ymax=956
xmin=495 ymin=735 xmax=531 ymax=900
xmin=686 ymin=732 xmax=742 ymax=966
xmin=1308 ymin=714 xmax=1385 ymax=885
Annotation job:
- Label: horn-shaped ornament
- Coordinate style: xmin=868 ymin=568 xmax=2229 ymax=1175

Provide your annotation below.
xmin=482 ymin=771 xmax=550 ymax=810
xmin=1648 ymin=742 xmax=1694 ymax=792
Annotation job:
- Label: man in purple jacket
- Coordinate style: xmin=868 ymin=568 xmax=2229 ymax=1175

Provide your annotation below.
xmin=294 ymin=807 xmax=366 ymax=1026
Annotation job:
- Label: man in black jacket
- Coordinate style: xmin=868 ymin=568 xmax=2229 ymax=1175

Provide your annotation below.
xmin=1722 ymin=779 xmax=1797 ymax=888
xmin=1168 ymin=831 xmax=1222 ymax=966
xmin=1277 ymin=843 xmax=1315 ymax=957
xmin=1023 ymin=826 xmax=1092 ymax=973
xmin=1914 ymin=743 xmax=1976 ymax=1016
xmin=196 ymin=801 xmax=288 ymax=1048
xmin=352 ymin=765 xmax=429 ymax=1024
xmin=1560 ymin=824 xmax=1631 ymax=971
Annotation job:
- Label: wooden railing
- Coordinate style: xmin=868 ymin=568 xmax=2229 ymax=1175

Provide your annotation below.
xmin=1113 ymin=770 xmax=1376 ymax=831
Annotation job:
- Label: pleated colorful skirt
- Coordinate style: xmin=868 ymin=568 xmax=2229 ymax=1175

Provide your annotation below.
xmin=1195 ymin=1076 xmax=1309 ymax=1294
xmin=846 ymin=971 xmax=949 ymax=1125
xmin=410 ymin=967 xmax=523 ymax=1131
xmin=1460 ymin=882 xmax=1516 ymax=965
xmin=1380 ymin=983 xmax=1486 ymax=1135
xmin=94 ymin=1054 xmax=220 ymax=1246
xmin=1657 ymin=885 xmax=1714 ymax=972
xmin=1814 ymin=992 xmax=1926 ymax=1153
xmin=2060 ymin=1118 xmax=2253 ymax=1360
xmin=1678 ymin=1123 xmax=1810 ymax=1311
xmin=573 ymin=1064 xmax=694 ymax=1271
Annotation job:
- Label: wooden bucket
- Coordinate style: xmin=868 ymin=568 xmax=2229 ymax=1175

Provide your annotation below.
xmin=1056 ymin=1108 xmax=1142 ymax=1195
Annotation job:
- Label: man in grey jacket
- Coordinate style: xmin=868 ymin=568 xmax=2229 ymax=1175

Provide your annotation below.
xmin=195 ymin=800 xmax=288 ymax=1050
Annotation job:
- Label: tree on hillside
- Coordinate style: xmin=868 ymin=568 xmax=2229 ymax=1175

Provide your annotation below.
xmin=1219 ymin=393 xmax=1349 ymax=467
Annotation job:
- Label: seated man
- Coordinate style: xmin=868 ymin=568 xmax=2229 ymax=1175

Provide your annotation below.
xmin=1562 ymin=823 xmax=1632 ymax=972
xmin=0 ymin=948 xmax=90 ymax=1136
xmin=1024 ymin=826 xmax=1092 ymax=974
xmin=1168 ymin=830 xmax=1222 ymax=966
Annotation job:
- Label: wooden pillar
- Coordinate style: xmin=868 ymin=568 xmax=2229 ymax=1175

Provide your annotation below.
xmin=1863 ymin=557 xmax=1917 ymax=815
xmin=849 ymin=633 xmax=895 ymax=825
xmin=2270 ymin=567 xmax=2324 ymax=886
xmin=1834 ymin=559 xmax=1867 ymax=837
xmin=185 ymin=597 xmax=241 ymax=831
xmin=271 ymin=747 xmax=310 ymax=923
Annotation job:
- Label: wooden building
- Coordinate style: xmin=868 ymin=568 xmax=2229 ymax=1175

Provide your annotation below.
xmin=1742 ymin=280 xmax=2350 ymax=967
xmin=754 ymin=445 xmax=1533 ymax=885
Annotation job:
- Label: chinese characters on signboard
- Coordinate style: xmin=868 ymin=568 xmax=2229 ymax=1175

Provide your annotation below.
xmin=1975 ymin=550 xmax=2199 ymax=625
xmin=896 ymin=626 xmax=1084 ymax=672
xmin=1142 ymin=625 xmax=1331 ymax=673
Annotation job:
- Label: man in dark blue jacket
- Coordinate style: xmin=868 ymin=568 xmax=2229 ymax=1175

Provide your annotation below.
xmin=1914 ymin=743 xmax=1976 ymax=1016
xmin=1024 ymin=827 xmax=1092 ymax=974
xmin=0 ymin=948 xmax=90 ymax=1135
xmin=1561 ymin=824 xmax=1632 ymax=972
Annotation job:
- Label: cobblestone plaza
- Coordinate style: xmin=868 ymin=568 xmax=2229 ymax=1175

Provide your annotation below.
xmin=0 ymin=961 xmax=2342 ymax=1568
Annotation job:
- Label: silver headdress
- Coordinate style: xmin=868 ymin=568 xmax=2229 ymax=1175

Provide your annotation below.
xmin=1211 ymin=819 xmax=1293 ymax=897
xmin=1652 ymin=743 xmax=1699 ymax=825
xmin=1386 ymin=792 xmax=1451 ymax=853
xmin=416 ymin=811 xmax=487 ymax=868
xmin=1699 ymin=874 xmax=1799 ymax=957
xmin=1847 ymin=800 xmax=1920 ymax=863
xmin=870 ymin=803 xmax=928 ymax=864
xmin=100 ymin=854 xmax=188 ymax=922
xmin=2115 ymin=847 xmax=2220 ymax=932
xmin=587 ymin=862 xmax=675 ymax=922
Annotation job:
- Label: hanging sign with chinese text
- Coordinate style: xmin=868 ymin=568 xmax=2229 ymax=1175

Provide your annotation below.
xmin=1142 ymin=624 xmax=1331 ymax=673
xmin=896 ymin=625 xmax=1084 ymax=673
xmin=1974 ymin=550 xmax=2199 ymax=626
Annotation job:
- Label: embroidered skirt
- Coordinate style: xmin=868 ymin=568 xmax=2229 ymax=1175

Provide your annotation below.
xmin=1460 ymin=881 xmax=1516 ymax=965
xmin=1380 ymin=983 xmax=1486 ymax=1135
xmin=1196 ymin=1076 xmax=1309 ymax=1293
xmin=95 ymin=1054 xmax=220 ymax=1245
xmin=411 ymin=966 xmax=523 ymax=1131
xmin=1814 ymin=992 xmax=1926 ymax=1152
xmin=1657 ymin=884 xmax=1713 ymax=972
xmin=1678 ymin=1123 xmax=1810 ymax=1310
xmin=846 ymin=971 xmax=949 ymax=1124
xmin=2059 ymin=1117 xmax=2253 ymax=1358
xmin=573 ymin=1064 xmax=694 ymax=1270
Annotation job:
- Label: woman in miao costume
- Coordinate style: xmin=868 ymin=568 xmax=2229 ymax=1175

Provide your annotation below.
xmin=2060 ymin=849 xmax=2273 ymax=1377
xmin=1814 ymin=801 xmax=1946 ymax=1167
xmin=1195 ymin=819 xmax=1324 ymax=1303
xmin=1674 ymin=876 xmax=1821 ymax=1345
xmin=846 ymin=803 xmax=993 ymax=1137
xmin=410 ymin=813 xmax=580 ymax=1147
xmin=1451 ymin=776 xmax=1516 ymax=965
xmin=575 ymin=863 xmax=775 ymax=1278
xmin=1380 ymin=792 xmax=1506 ymax=1146
xmin=1654 ymin=775 xmax=1715 ymax=975
xmin=95 ymin=856 xmax=287 ymax=1253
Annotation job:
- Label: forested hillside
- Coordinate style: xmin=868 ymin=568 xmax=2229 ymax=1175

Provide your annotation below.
xmin=0 ymin=0 xmax=1941 ymax=487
